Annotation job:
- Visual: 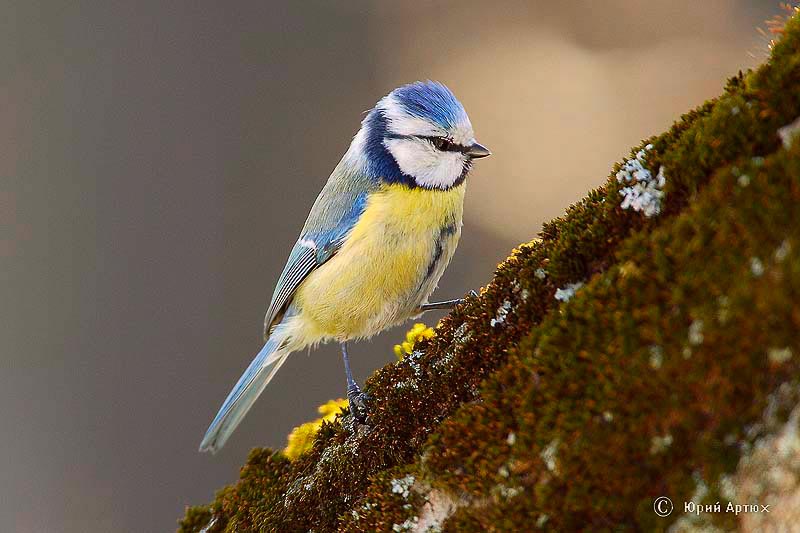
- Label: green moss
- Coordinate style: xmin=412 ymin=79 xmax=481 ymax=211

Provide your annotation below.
xmin=429 ymin=143 xmax=800 ymax=532
xmin=180 ymin=12 xmax=800 ymax=533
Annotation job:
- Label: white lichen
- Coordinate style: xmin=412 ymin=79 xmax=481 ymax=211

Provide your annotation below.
xmin=738 ymin=173 xmax=751 ymax=187
xmin=540 ymin=438 xmax=560 ymax=474
xmin=774 ymin=239 xmax=791 ymax=262
xmin=688 ymin=320 xmax=704 ymax=346
xmin=490 ymin=299 xmax=512 ymax=327
xmin=554 ymin=282 xmax=583 ymax=302
xmin=750 ymin=257 xmax=765 ymax=277
xmin=394 ymin=378 xmax=418 ymax=391
xmin=768 ymin=347 xmax=793 ymax=364
xmin=407 ymin=355 xmax=423 ymax=377
xmin=391 ymin=475 xmax=416 ymax=499
xmin=494 ymin=484 xmax=523 ymax=499
xmin=452 ymin=322 xmax=472 ymax=345
xmin=649 ymin=345 xmax=664 ymax=369
xmin=778 ymin=116 xmax=800 ymax=149
xmin=616 ymin=144 xmax=665 ymax=217
xmin=534 ymin=268 xmax=547 ymax=280
xmin=391 ymin=516 xmax=418 ymax=532
xmin=650 ymin=433 xmax=674 ymax=454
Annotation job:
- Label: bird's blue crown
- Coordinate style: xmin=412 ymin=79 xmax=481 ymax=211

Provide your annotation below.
xmin=390 ymin=81 xmax=468 ymax=130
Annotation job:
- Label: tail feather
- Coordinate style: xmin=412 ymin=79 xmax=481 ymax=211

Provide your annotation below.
xmin=199 ymin=331 xmax=291 ymax=453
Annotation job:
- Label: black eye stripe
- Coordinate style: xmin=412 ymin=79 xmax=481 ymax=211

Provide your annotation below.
xmin=421 ymin=136 xmax=468 ymax=153
xmin=384 ymin=134 xmax=469 ymax=153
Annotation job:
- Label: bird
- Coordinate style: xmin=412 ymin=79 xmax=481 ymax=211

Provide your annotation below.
xmin=199 ymin=81 xmax=490 ymax=453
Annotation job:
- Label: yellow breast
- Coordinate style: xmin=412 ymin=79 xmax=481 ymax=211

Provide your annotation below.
xmin=292 ymin=182 xmax=465 ymax=342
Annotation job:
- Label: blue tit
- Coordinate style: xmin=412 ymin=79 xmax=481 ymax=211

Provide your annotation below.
xmin=200 ymin=81 xmax=490 ymax=453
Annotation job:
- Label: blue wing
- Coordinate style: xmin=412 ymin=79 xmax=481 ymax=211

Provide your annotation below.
xmin=262 ymin=162 xmax=375 ymax=338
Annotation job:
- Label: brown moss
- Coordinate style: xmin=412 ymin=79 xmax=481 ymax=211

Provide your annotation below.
xmin=179 ymin=11 xmax=800 ymax=533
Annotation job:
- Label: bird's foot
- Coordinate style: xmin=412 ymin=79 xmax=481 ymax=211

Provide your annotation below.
xmin=457 ymin=289 xmax=480 ymax=306
xmin=347 ymin=385 xmax=372 ymax=425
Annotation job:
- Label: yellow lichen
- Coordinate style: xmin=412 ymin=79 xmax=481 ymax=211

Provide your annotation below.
xmin=283 ymin=398 xmax=348 ymax=460
xmin=393 ymin=323 xmax=435 ymax=360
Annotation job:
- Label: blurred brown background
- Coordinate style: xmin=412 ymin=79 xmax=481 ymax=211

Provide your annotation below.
xmin=1 ymin=1 xmax=780 ymax=531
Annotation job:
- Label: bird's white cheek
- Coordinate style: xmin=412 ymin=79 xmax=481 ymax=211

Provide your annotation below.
xmin=384 ymin=138 xmax=465 ymax=189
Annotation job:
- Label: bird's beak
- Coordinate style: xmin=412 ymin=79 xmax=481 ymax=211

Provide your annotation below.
xmin=467 ymin=141 xmax=491 ymax=159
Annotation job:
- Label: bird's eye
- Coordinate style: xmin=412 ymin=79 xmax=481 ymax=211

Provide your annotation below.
xmin=430 ymin=137 xmax=456 ymax=151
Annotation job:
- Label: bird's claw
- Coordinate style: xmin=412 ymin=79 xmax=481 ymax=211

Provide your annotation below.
xmin=347 ymin=386 xmax=372 ymax=425
xmin=453 ymin=290 xmax=479 ymax=307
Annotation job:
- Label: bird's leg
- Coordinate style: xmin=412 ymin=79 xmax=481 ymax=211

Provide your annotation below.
xmin=341 ymin=342 xmax=370 ymax=424
xmin=418 ymin=290 xmax=479 ymax=313
xmin=419 ymin=298 xmax=463 ymax=311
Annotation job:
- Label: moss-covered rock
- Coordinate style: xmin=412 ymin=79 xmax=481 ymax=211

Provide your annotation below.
xmin=179 ymin=10 xmax=800 ymax=532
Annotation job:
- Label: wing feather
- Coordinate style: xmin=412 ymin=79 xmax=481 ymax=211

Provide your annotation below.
xmin=262 ymin=161 xmax=375 ymax=338
xmin=262 ymin=246 xmax=317 ymax=336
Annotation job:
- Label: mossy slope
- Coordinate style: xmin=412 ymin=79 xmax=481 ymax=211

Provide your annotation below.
xmin=180 ymin=11 xmax=800 ymax=532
